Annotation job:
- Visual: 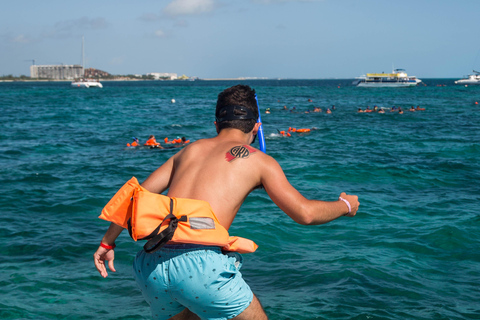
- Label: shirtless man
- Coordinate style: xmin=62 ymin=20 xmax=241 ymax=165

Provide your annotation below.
xmin=93 ymin=85 xmax=359 ymax=320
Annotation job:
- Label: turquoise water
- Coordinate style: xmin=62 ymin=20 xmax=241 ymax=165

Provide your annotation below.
xmin=0 ymin=80 xmax=479 ymax=319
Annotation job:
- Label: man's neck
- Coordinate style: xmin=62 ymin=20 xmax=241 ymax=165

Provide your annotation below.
xmin=216 ymin=128 xmax=252 ymax=145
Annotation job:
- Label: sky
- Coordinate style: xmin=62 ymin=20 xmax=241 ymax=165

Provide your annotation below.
xmin=2 ymin=0 xmax=480 ymax=79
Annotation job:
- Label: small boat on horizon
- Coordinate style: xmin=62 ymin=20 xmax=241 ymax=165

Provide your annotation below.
xmin=353 ymin=69 xmax=421 ymax=87
xmin=71 ymin=79 xmax=103 ymax=88
xmin=454 ymin=70 xmax=480 ymax=85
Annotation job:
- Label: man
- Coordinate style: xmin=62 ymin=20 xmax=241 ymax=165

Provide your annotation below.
xmin=93 ymin=85 xmax=359 ymax=320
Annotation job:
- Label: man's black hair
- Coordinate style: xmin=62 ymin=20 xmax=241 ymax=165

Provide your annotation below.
xmin=215 ymin=85 xmax=258 ymax=133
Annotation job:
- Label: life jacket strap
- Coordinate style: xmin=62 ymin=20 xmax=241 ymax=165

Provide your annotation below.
xmin=143 ymin=198 xmax=187 ymax=253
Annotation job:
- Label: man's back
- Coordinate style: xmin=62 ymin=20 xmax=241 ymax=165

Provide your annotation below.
xmin=142 ymin=128 xmax=265 ymax=230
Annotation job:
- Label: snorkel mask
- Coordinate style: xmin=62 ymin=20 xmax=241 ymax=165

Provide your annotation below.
xmin=215 ymin=98 xmax=266 ymax=153
xmin=215 ymin=105 xmax=257 ymax=122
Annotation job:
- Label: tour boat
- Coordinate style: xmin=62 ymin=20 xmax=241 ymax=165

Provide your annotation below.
xmin=353 ymin=69 xmax=421 ymax=87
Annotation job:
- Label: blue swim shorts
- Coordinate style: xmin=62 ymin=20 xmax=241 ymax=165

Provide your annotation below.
xmin=133 ymin=244 xmax=253 ymax=320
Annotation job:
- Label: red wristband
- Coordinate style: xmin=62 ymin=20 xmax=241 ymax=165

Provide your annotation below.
xmin=100 ymin=242 xmax=116 ymax=250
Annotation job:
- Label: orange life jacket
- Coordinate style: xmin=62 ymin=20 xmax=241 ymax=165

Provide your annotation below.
xmin=165 ymin=137 xmax=190 ymax=144
xmin=99 ymin=177 xmax=258 ymax=254
xmin=144 ymin=138 xmax=159 ymax=146
xmin=127 ymin=141 xmax=139 ymax=147
xmin=296 ymin=128 xmax=311 ymax=133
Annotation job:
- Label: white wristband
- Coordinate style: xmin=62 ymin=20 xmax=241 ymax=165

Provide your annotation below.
xmin=339 ymin=197 xmax=351 ymax=215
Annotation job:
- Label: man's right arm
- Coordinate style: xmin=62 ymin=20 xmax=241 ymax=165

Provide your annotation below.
xmin=259 ymin=155 xmax=359 ymax=225
xmin=140 ymin=153 xmax=176 ymax=193
xmin=94 ymin=151 xmax=178 ymax=277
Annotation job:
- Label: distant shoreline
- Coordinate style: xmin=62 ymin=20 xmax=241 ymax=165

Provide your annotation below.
xmin=0 ymin=79 xmax=150 ymax=83
xmin=0 ymin=77 xmax=459 ymax=83
xmin=0 ymin=78 xmax=360 ymax=83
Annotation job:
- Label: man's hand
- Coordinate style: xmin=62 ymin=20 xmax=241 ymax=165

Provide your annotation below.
xmin=93 ymin=246 xmax=116 ymax=278
xmin=339 ymin=192 xmax=360 ymax=217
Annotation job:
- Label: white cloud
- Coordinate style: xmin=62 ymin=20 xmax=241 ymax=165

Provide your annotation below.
xmin=12 ymin=34 xmax=32 ymax=43
xmin=154 ymin=30 xmax=167 ymax=38
xmin=1 ymin=33 xmax=35 ymax=44
xmin=163 ymin=0 xmax=216 ymax=17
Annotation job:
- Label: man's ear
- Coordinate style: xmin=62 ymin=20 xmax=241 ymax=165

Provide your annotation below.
xmin=214 ymin=121 xmax=220 ymax=134
xmin=252 ymin=122 xmax=262 ymax=135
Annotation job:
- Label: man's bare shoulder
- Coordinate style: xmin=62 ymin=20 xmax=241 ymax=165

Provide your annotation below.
xmin=171 ymin=137 xmax=216 ymax=162
xmin=173 ymin=138 xmax=212 ymax=153
xmin=174 ymin=137 xmax=277 ymax=169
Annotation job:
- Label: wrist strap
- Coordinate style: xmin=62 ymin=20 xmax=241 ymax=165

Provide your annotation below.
xmin=100 ymin=242 xmax=116 ymax=250
xmin=339 ymin=197 xmax=351 ymax=215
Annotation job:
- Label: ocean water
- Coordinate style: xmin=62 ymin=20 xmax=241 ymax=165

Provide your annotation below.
xmin=0 ymin=79 xmax=479 ymax=320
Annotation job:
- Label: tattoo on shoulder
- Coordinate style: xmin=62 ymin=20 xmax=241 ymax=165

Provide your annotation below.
xmin=225 ymin=145 xmax=257 ymax=162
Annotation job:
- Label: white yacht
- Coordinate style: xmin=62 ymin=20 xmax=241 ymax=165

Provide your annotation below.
xmin=353 ymin=69 xmax=421 ymax=87
xmin=71 ymin=36 xmax=103 ymax=88
xmin=454 ymin=71 xmax=480 ymax=85
xmin=71 ymin=79 xmax=103 ymax=88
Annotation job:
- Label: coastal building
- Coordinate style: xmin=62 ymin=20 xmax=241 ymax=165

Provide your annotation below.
xmin=147 ymin=72 xmax=178 ymax=80
xmin=30 ymin=65 xmax=83 ymax=80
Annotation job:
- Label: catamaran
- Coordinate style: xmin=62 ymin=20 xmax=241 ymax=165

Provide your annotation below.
xmin=71 ymin=78 xmax=103 ymax=88
xmin=71 ymin=36 xmax=103 ymax=88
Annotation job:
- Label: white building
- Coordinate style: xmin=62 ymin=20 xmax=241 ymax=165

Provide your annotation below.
xmin=147 ymin=72 xmax=178 ymax=80
xmin=30 ymin=65 xmax=83 ymax=80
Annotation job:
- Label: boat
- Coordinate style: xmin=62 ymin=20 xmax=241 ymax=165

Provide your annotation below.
xmin=454 ymin=70 xmax=480 ymax=85
xmin=71 ymin=79 xmax=103 ymax=88
xmin=71 ymin=36 xmax=103 ymax=88
xmin=353 ymin=69 xmax=421 ymax=87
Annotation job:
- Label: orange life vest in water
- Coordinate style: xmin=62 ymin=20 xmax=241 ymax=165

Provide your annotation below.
xmin=99 ymin=177 xmax=258 ymax=254
xmin=144 ymin=138 xmax=159 ymax=146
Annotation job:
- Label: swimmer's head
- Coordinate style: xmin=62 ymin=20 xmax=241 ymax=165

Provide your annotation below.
xmin=215 ymin=85 xmax=258 ymax=133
